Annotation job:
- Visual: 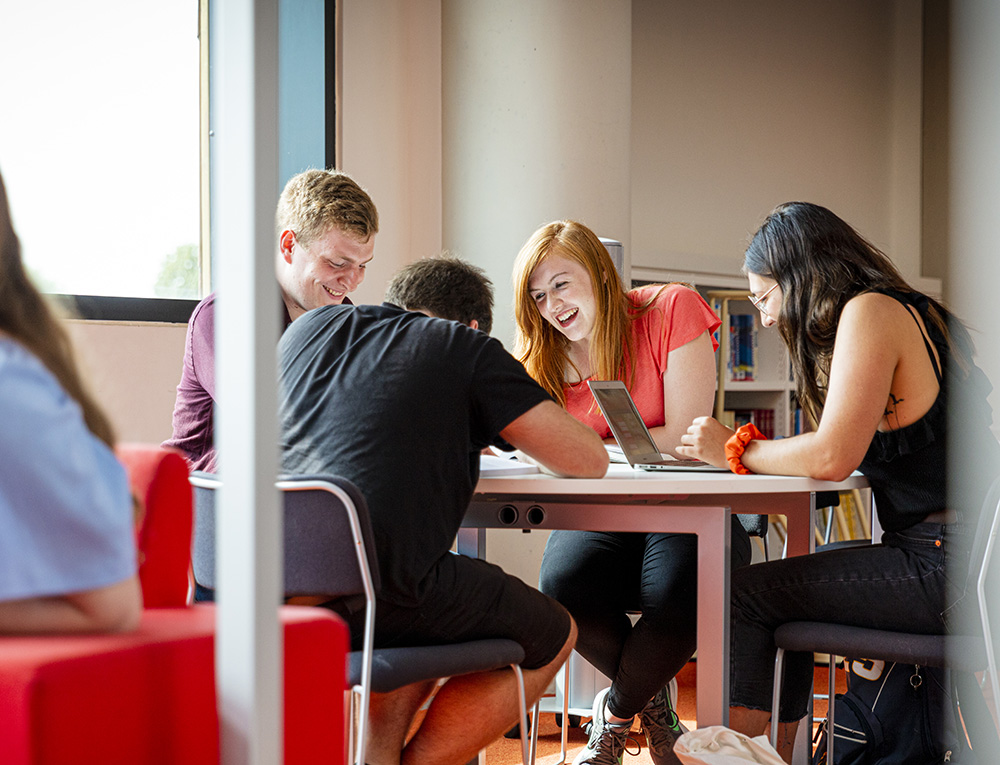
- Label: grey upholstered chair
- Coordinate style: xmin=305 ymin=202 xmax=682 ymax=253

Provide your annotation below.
xmin=190 ymin=472 xmax=540 ymax=765
xmin=770 ymin=475 xmax=1000 ymax=762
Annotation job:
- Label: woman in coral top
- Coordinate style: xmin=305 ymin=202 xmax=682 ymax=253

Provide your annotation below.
xmin=513 ymin=220 xmax=751 ymax=765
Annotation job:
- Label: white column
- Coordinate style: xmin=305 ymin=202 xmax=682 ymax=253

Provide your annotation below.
xmin=947 ymin=3 xmax=1000 ymax=761
xmin=442 ymin=0 xmax=633 ymax=348
xmin=887 ymin=0 xmax=923 ymax=275
xmin=212 ymin=0 xmax=283 ymax=762
xmin=947 ymin=0 xmax=1000 ymax=427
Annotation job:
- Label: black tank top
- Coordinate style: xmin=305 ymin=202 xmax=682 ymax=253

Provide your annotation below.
xmin=858 ymin=290 xmax=999 ymax=532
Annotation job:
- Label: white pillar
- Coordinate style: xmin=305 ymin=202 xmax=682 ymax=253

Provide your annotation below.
xmin=947 ymin=3 xmax=1000 ymax=760
xmin=212 ymin=0 xmax=283 ymax=762
xmin=442 ymin=0 xmax=633 ymax=347
xmin=947 ymin=0 xmax=1000 ymax=425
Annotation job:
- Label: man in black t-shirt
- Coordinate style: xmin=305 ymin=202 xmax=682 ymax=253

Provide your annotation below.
xmin=279 ymin=256 xmax=608 ymax=765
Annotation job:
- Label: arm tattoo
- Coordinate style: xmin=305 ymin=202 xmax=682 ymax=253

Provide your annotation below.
xmin=884 ymin=393 xmax=905 ymax=429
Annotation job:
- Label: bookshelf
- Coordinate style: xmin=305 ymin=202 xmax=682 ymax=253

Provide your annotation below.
xmin=705 ymin=289 xmax=797 ymax=439
xmin=701 ymin=289 xmax=800 ymax=438
xmin=630 ymin=269 xmax=800 ymax=439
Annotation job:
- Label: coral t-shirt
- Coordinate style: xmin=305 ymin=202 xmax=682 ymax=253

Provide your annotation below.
xmin=564 ymin=284 xmax=721 ymax=437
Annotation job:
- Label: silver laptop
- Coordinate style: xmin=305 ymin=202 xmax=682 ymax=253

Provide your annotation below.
xmin=588 ymin=380 xmax=728 ymax=472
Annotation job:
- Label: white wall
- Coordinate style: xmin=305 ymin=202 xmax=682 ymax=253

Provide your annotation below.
xmin=338 ymin=0 xmax=443 ymax=307
xmin=66 ymin=321 xmax=187 ymax=444
xmin=630 ymin=0 xmax=923 ymax=283
xmin=339 ymin=0 xmax=928 ymax=336
xmin=442 ymin=0 xmax=633 ymax=348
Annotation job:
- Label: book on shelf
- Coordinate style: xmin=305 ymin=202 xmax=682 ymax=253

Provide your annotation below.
xmin=728 ymin=313 xmax=756 ymax=382
xmin=791 ymin=403 xmax=815 ymax=435
xmin=721 ymin=408 xmax=775 ymax=440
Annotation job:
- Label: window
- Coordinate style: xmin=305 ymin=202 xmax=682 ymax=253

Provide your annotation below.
xmin=0 ymin=1 xmax=203 ymax=318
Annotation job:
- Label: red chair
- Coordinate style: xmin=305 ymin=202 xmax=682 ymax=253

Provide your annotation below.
xmin=120 ymin=444 xmax=195 ymax=608
xmin=0 ymin=445 xmax=349 ymax=765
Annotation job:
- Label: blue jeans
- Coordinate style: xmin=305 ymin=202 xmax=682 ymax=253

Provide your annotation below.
xmin=540 ymin=518 xmax=752 ymax=718
xmin=730 ymin=521 xmax=971 ymax=721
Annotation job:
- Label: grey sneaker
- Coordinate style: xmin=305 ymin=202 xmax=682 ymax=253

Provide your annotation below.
xmin=637 ymin=681 xmax=687 ymax=765
xmin=572 ymin=687 xmax=640 ymax=765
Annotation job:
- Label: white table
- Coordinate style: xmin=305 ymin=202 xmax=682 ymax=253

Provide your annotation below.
xmin=457 ymin=464 xmax=868 ymax=728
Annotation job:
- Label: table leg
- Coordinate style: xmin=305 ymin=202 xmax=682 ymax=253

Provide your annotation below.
xmin=456 ymin=527 xmax=486 ymax=558
xmin=694 ymin=506 xmax=732 ymax=727
xmin=771 ymin=493 xmax=816 ymax=559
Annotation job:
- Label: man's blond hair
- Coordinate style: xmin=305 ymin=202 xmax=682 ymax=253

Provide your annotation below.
xmin=275 ymin=168 xmax=379 ymax=245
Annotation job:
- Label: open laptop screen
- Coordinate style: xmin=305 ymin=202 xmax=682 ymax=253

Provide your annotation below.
xmin=588 ymin=380 xmax=665 ymax=465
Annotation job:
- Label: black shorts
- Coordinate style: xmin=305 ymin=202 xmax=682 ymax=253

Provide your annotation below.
xmin=331 ymin=552 xmax=571 ymax=670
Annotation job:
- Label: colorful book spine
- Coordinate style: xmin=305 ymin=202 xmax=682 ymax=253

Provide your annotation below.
xmin=729 ymin=314 xmax=755 ymax=382
xmin=731 ymin=408 xmax=775 ymax=439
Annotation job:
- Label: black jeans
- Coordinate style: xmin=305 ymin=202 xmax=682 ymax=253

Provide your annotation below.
xmin=730 ymin=521 xmax=971 ymax=722
xmin=539 ymin=518 xmax=752 ymax=718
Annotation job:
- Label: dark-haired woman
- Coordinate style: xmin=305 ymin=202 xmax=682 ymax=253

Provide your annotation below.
xmin=0 ymin=169 xmax=141 ymax=634
xmin=679 ymin=201 xmax=1000 ymax=762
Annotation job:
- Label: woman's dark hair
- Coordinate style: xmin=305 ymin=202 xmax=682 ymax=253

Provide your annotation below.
xmin=744 ymin=201 xmax=962 ymax=424
xmin=0 ymin=169 xmax=116 ymax=447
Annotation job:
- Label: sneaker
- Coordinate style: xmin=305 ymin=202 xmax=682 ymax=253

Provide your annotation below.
xmin=637 ymin=681 xmax=688 ymax=765
xmin=572 ymin=687 xmax=640 ymax=765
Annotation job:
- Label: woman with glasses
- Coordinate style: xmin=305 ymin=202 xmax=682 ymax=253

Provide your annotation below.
xmin=513 ymin=220 xmax=751 ymax=765
xmin=0 ymin=168 xmax=141 ymax=634
xmin=679 ymin=201 xmax=1000 ymax=762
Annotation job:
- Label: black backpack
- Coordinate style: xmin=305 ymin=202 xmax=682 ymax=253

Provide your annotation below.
xmin=811 ymin=658 xmax=965 ymax=764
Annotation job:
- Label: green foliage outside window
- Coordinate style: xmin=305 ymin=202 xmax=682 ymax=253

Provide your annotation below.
xmin=155 ymin=244 xmax=200 ymax=299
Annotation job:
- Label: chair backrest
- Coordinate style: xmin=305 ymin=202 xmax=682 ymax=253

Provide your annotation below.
xmin=966 ymin=474 xmax=1000 ymax=623
xmin=189 ymin=472 xmax=381 ymax=600
xmin=116 ymin=444 xmax=193 ymax=608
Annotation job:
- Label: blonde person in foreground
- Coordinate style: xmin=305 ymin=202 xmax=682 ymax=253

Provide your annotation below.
xmin=678 ymin=201 xmax=1000 ymax=762
xmin=513 ymin=220 xmax=751 ymax=765
xmin=0 ymin=168 xmax=141 ymax=634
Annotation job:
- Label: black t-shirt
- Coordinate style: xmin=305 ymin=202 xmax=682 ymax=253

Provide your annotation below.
xmin=278 ymin=302 xmax=551 ymax=605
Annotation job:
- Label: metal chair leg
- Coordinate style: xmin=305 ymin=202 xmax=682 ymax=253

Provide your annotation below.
xmin=557 ymin=662 xmax=570 ymax=764
xmin=512 ymin=664 xmax=534 ymax=765
xmin=529 ymin=698 xmax=541 ymax=764
xmin=826 ymin=660 xmax=836 ymax=763
xmin=771 ymin=647 xmax=785 ymax=749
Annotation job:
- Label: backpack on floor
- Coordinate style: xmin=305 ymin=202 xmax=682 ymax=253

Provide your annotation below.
xmin=811 ymin=658 xmax=965 ymax=765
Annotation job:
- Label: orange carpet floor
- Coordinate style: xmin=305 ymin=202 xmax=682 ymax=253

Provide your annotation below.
xmin=482 ymin=660 xmax=845 ymax=765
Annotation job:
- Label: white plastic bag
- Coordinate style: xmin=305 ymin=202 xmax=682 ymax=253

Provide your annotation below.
xmin=674 ymin=725 xmax=785 ymax=765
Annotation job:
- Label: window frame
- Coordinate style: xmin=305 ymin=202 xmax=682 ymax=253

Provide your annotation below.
xmin=59 ymin=0 xmax=336 ymax=325
xmin=52 ymin=295 xmax=200 ymax=324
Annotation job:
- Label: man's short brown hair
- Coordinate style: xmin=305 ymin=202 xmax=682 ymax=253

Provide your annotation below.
xmin=385 ymin=255 xmax=494 ymax=335
xmin=275 ymin=168 xmax=379 ymax=245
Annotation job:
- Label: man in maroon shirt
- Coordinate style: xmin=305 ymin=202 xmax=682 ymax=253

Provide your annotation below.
xmin=163 ymin=169 xmax=379 ymax=471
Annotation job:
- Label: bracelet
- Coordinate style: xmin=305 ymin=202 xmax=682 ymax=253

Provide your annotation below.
xmin=724 ymin=423 xmax=767 ymax=475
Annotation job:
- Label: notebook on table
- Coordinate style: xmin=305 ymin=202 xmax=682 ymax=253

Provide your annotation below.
xmin=587 ymin=380 xmax=729 ymax=472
